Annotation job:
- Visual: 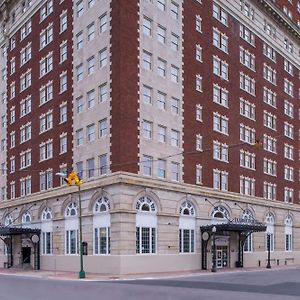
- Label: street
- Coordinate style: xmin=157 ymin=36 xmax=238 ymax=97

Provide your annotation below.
xmin=1 ymin=268 xmax=300 ymax=300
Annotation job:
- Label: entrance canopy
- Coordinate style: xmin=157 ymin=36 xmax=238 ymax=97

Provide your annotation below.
xmin=0 ymin=226 xmax=40 ymax=236
xmin=201 ymin=222 xmax=267 ymax=234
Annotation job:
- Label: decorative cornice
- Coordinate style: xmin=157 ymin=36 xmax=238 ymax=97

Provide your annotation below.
xmin=1 ymin=172 xmax=299 ymax=213
xmin=254 ymin=0 xmax=300 ymax=40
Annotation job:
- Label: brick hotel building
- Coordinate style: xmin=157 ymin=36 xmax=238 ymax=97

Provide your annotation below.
xmin=0 ymin=0 xmax=299 ymax=274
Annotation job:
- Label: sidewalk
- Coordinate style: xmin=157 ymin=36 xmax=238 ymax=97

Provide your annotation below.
xmin=0 ymin=264 xmax=299 ymax=282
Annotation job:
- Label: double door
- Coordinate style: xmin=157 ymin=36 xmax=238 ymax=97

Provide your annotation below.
xmin=216 ymin=246 xmax=228 ymax=268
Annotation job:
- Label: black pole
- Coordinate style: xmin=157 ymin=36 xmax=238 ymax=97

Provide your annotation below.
xmin=266 ymin=234 xmax=271 ymax=269
xmin=211 ymin=231 xmax=217 ymax=272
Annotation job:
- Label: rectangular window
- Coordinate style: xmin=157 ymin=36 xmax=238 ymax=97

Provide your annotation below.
xmin=87 ymin=158 xmax=95 ymax=178
xmin=213 ymin=84 xmax=228 ymax=107
xmin=142 ymin=155 xmax=152 ymax=176
xmin=213 ymin=113 xmax=228 ymax=135
xmin=87 ymin=90 xmax=95 ymax=109
xmin=240 ymin=176 xmax=255 ymax=196
xmin=213 ymin=28 xmax=228 ymax=53
xmin=179 ymin=229 xmax=195 ymax=253
xmin=99 ymin=13 xmax=108 ymax=33
xmin=240 ymin=98 xmax=255 ymax=120
xmin=99 ymin=48 xmax=108 ymax=68
xmin=196 ymin=164 xmax=202 ymax=184
xmin=157 ymin=159 xmax=166 ymax=178
xmin=157 ymin=25 xmax=166 ymax=44
xmin=263 ymin=111 xmax=277 ymax=131
xmin=99 ymin=118 xmax=108 ymax=138
xmin=213 ymin=2 xmax=227 ymax=25
xmin=99 ymin=83 xmax=108 ymax=102
xmin=171 ymin=162 xmax=180 ymax=181
xmin=213 ymin=141 xmax=228 ymax=162
xmin=99 ymin=154 xmax=108 ymax=175
xmin=142 ymin=85 xmax=152 ymax=104
xmin=143 ymin=120 xmax=152 ymax=139
xmin=213 ymin=56 xmax=228 ymax=80
xmin=239 ymin=124 xmax=255 ymax=144
xmin=263 ymin=43 xmax=276 ymax=62
xmin=240 ymin=24 xmax=255 ymax=46
xmin=240 ymin=47 xmax=255 ymax=70
xmin=66 ymin=230 xmax=78 ymax=254
xmin=87 ymin=22 xmax=95 ymax=41
xmin=240 ymin=149 xmax=255 ymax=170
xmin=263 ymin=87 xmax=276 ymax=108
xmin=142 ymin=50 xmax=152 ymax=70
xmin=263 ymin=158 xmax=277 ymax=176
xmin=157 ymin=125 xmax=166 ymax=143
xmin=87 ymin=124 xmax=95 ymax=142
xmin=171 ymin=129 xmax=180 ymax=147
xmin=263 ymin=182 xmax=276 ymax=200
xmin=240 ymin=72 xmax=255 ymax=95
xmin=143 ymin=16 xmax=152 ymax=36
xmin=213 ymin=169 xmax=228 ymax=191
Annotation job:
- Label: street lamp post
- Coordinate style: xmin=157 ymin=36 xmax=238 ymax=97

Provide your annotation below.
xmin=266 ymin=233 xmax=271 ymax=269
xmin=56 ymin=172 xmax=85 ymax=279
xmin=211 ymin=226 xmax=217 ymax=273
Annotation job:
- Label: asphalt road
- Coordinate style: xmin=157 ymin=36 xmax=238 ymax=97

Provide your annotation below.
xmin=1 ymin=268 xmax=300 ymax=300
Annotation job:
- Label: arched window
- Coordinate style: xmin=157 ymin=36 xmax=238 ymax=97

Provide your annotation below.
xmin=136 ymin=196 xmax=157 ymax=254
xmin=242 ymin=209 xmax=253 ymax=253
xmin=285 ymin=215 xmax=293 ymax=252
xmin=94 ymin=197 xmax=110 ymax=213
xmin=41 ymin=207 xmax=53 ymax=255
xmin=65 ymin=202 xmax=78 ymax=255
xmin=65 ymin=202 xmax=78 ymax=217
xmin=211 ymin=205 xmax=229 ymax=224
xmin=42 ymin=207 xmax=52 ymax=220
xmin=136 ymin=196 xmax=156 ymax=212
xmin=22 ymin=212 xmax=31 ymax=224
xmin=93 ymin=197 xmax=111 ymax=255
xmin=4 ymin=214 xmax=13 ymax=226
xmin=179 ymin=201 xmax=195 ymax=253
xmin=265 ymin=212 xmax=275 ymax=252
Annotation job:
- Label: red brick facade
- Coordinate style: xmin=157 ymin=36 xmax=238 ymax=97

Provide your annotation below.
xmin=183 ymin=1 xmax=299 ymax=202
xmin=110 ymin=0 xmax=139 ymax=174
xmin=6 ymin=0 xmax=73 ymax=198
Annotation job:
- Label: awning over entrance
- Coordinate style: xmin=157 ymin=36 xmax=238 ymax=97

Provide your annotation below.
xmin=0 ymin=226 xmax=41 ymax=236
xmin=0 ymin=226 xmax=41 ymax=270
xmin=200 ymin=222 xmax=267 ymax=234
xmin=200 ymin=220 xmax=267 ymax=270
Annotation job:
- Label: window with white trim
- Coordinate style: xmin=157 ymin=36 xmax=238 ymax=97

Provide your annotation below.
xmin=39 ymin=140 xmax=53 ymax=161
xmin=213 ymin=112 xmax=228 ymax=135
xmin=240 ymin=72 xmax=255 ymax=95
xmin=196 ymin=164 xmax=202 ymax=184
xmin=213 ymin=2 xmax=227 ymax=25
xmin=20 ymin=69 xmax=32 ymax=92
xmin=213 ymin=169 xmax=228 ymax=191
xmin=284 ymin=122 xmax=294 ymax=139
xmin=196 ymin=44 xmax=202 ymax=62
xmin=136 ymin=196 xmax=157 ymax=254
xmin=240 ymin=150 xmax=255 ymax=170
xmin=196 ymin=134 xmax=202 ymax=151
xmin=213 ymin=141 xmax=228 ymax=162
xmin=99 ymin=13 xmax=107 ymax=33
xmin=213 ymin=84 xmax=228 ymax=107
xmin=142 ymin=155 xmax=152 ymax=176
xmin=263 ymin=87 xmax=276 ymax=107
xmin=263 ymin=64 xmax=276 ymax=85
xmin=240 ymin=46 xmax=255 ymax=70
xmin=284 ymin=59 xmax=293 ymax=76
xmin=196 ymin=75 xmax=202 ymax=92
xmin=40 ymin=0 xmax=53 ymax=21
xmin=20 ymin=43 xmax=32 ymax=66
xmin=196 ymin=104 xmax=202 ymax=121
xmin=40 ymin=81 xmax=53 ymax=105
xmin=94 ymin=197 xmax=111 ymax=255
xmin=60 ymin=11 xmax=68 ymax=33
xmin=284 ymin=187 xmax=293 ymax=203
xmin=20 ymin=122 xmax=31 ymax=143
xmin=240 ymin=124 xmax=255 ymax=144
xmin=40 ymin=23 xmax=53 ymax=49
xmin=263 ymin=111 xmax=276 ymax=131
xmin=284 ymin=100 xmax=294 ymax=118
xmin=195 ymin=15 xmax=202 ymax=32
xmin=263 ymin=158 xmax=277 ymax=176
xmin=39 ymin=111 xmax=53 ymax=133
xmin=284 ymin=78 xmax=294 ymax=97
xmin=212 ymin=28 xmax=228 ymax=53
xmin=41 ymin=207 xmax=53 ymax=255
xmin=239 ymin=24 xmax=255 ymax=46
xmin=263 ymin=20 xmax=276 ymax=39
xmin=20 ymin=149 xmax=31 ymax=169
xmin=65 ymin=202 xmax=79 ymax=255
xmin=263 ymin=43 xmax=276 ymax=62
xmin=263 ymin=182 xmax=276 ymax=200
xmin=285 ymin=216 xmax=293 ymax=252
xmin=142 ymin=16 xmax=152 ymax=36
xmin=284 ymin=144 xmax=294 ymax=160
xmin=171 ymin=129 xmax=180 ymax=147
xmin=179 ymin=201 xmax=195 ymax=253
xmin=213 ymin=56 xmax=228 ymax=80
xmin=40 ymin=52 xmax=53 ymax=77
xmin=240 ymin=98 xmax=255 ymax=120
xmin=240 ymin=176 xmax=255 ymax=196
xmin=240 ymin=0 xmax=254 ymax=20
xmin=263 ymin=134 xmax=277 ymax=153
xmin=284 ymin=165 xmax=294 ymax=182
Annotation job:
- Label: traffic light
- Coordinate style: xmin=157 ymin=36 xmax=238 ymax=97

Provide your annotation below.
xmin=65 ymin=171 xmax=82 ymax=186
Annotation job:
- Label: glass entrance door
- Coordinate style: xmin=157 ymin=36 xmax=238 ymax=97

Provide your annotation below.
xmin=216 ymin=246 xmax=228 ymax=268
